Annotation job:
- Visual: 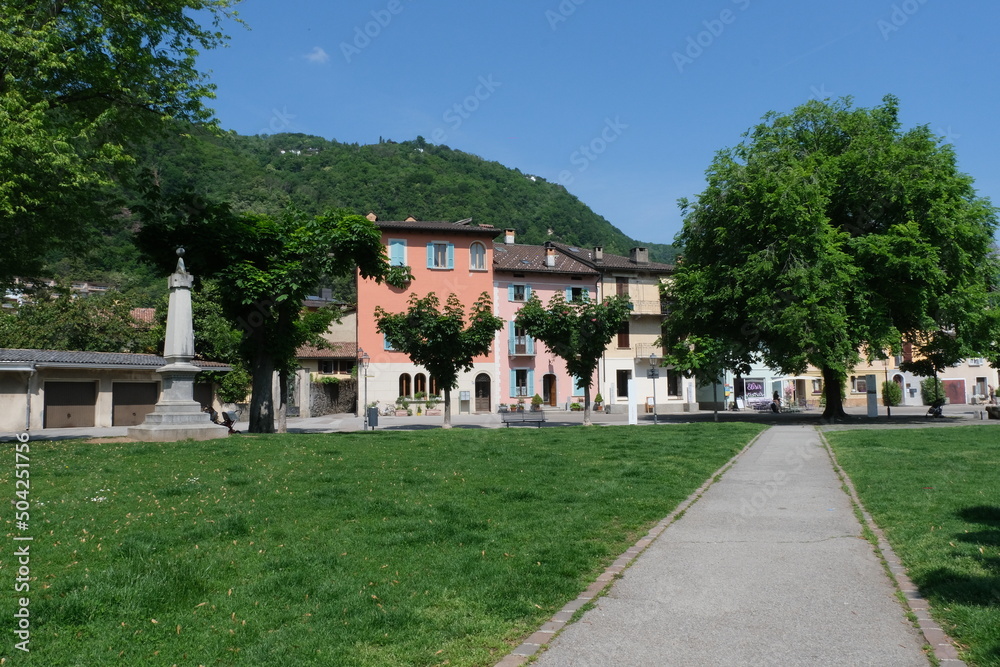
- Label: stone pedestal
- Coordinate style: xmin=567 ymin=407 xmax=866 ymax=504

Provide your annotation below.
xmin=129 ymin=249 xmax=228 ymax=442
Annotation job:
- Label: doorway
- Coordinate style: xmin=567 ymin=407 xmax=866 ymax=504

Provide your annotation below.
xmin=475 ymin=374 xmax=491 ymax=413
xmin=543 ymin=374 xmax=557 ymax=406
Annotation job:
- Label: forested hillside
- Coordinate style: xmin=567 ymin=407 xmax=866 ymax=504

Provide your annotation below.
xmin=47 ymin=128 xmax=680 ymax=303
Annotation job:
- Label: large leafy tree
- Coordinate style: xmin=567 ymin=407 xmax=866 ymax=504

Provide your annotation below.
xmin=375 ymin=292 xmax=504 ymax=428
xmin=515 ymin=292 xmax=632 ymax=426
xmin=0 ymin=287 xmax=156 ymax=353
xmin=138 ymin=202 xmax=408 ymax=433
xmin=663 ymin=96 xmax=1000 ymax=419
xmin=0 ymin=0 xmax=240 ymax=287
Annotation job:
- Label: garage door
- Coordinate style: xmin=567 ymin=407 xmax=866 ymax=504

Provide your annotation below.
xmin=44 ymin=382 xmax=97 ymax=428
xmin=112 ymin=382 xmax=159 ymax=426
xmin=943 ymin=379 xmax=967 ymax=405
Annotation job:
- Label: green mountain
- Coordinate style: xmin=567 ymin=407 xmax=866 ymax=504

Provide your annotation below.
xmin=49 ymin=129 xmax=679 ymax=303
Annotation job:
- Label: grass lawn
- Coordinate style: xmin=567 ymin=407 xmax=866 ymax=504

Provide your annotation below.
xmin=826 ymin=425 xmax=1000 ymax=667
xmin=1 ymin=423 xmax=763 ymax=666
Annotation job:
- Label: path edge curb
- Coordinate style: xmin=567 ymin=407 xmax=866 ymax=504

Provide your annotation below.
xmin=818 ymin=429 xmax=968 ymax=667
xmin=494 ymin=425 xmax=772 ymax=667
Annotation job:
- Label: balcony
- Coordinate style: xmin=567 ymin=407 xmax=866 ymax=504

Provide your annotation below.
xmin=627 ymin=300 xmax=664 ymax=316
xmin=509 ymin=336 xmax=535 ymax=357
xmin=633 ymin=342 xmax=665 ymax=360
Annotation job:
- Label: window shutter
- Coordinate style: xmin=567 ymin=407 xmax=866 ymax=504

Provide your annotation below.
xmin=527 ymin=369 xmax=535 ymax=396
xmin=527 ymin=335 xmax=535 ymax=355
xmin=565 ymin=287 xmax=572 ymax=301
xmin=508 ymin=321 xmax=515 ymax=355
xmin=525 ymin=285 xmax=532 ymax=299
xmin=582 ymin=288 xmax=590 ymax=301
xmin=509 ymin=370 xmax=517 ymax=398
xmin=426 ymin=243 xmax=434 ymax=268
xmin=508 ymin=285 xmax=515 ymax=302
xmin=389 ymin=239 xmax=405 ymax=266
xmin=447 ymin=243 xmax=455 ymax=268
xmin=383 ymin=334 xmax=394 ymax=351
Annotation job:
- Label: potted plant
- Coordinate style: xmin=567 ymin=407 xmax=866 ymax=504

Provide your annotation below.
xmin=516 ymin=397 xmax=526 ymax=412
xmin=416 ymin=405 xmax=423 ymax=416
xmin=425 ymin=398 xmax=441 ymax=416
xmin=531 ymin=394 xmax=543 ymax=411
xmin=395 ymin=396 xmax=410 ymax=417
xmin=593 ymin=393 xmax=604 ymax=411
xmin=498 ymin=403 xmax=509 ymax=413
xmin=569 ymin=402 xmax=583 ymax=412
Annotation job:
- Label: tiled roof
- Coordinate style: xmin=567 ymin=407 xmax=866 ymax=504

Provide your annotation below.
xmin=376 ymin=220 xmax=502 ymax=237
xmin=550 ymin=243 xmax=675 ymax=273
xmin=131 ymin=307 xmax=157 ymax=324
xmin=0 ymin=348 xmax=230 ymax=369
xmin=492 ymin=244 xmax=598 ymax=275
xmin=296 ymin=342 xmax=358 ymax=359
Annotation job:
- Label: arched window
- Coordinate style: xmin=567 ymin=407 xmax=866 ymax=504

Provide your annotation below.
xmin=470 ymin=242 xmax=486 ymax=270
xmin=414 ymin=373 xmax=427 ymax=396
xmin=429 ymin=376 xmax=439 ymax=397
xmin=398 ymin=373 xmax=412 ymax=398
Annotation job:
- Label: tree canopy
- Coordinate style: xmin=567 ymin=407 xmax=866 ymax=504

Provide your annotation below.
xmin=375 ymin=292 xmax=504 ymax=428
xmin=515 ymin=292 xmax=632 ymax=425
xmin=0 ymin=0 xmax=240 ymax=287
xmin=662 ymin=95 xmax=1000 ymax=419
xmin=138 ymin=202 xmax=408 ymax=432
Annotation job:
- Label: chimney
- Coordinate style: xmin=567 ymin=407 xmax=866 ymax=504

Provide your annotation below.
xmin=630 ymin=247 xmax=649 ymax=265
xmin=545 ymin=246 xmax=556 ymax=267
xmin=365 ymin=212 xmax=378 ymax=222
xmin=504 ymin=228 xmax=516 ymax=244
xmin=594 ymin=246 xmax=604 ymax=264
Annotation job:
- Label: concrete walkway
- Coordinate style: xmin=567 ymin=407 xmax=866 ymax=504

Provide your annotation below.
xmin=526 ymin=425 xmax=931 ymax=667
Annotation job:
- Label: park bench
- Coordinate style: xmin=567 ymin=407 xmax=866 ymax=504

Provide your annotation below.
xmin=500 ymin=410 xmax=546 ymax=428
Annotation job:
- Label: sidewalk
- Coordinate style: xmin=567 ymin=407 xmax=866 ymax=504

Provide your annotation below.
xmin=523 ymin=425 xmax=932 ymax=667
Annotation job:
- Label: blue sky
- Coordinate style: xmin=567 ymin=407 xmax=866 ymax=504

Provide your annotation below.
xmin=196 ymin=0 xmax=999 ymax=246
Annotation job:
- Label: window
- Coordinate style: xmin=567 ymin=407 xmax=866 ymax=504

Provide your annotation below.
xmin=510 ymin=369 xmax=534 ymax=397
xmin=812 ymin=379 xmax=823 ymax=394
xmin=509 ymin=322 xmax=535 ymax=355
xmin=566 ymin=286 xmax=590 ymax=302
xmin=509 ymin=284 xmax=531 ymax=302
xmin=318 ymin=359 xmax=353 ymax=374
xmin=383 ymin=334 xmax=396 ymax=351
xmin=667 ymin=369 xmax=681 ymax=397
xmin=470 ymin=242 xmax=486 ymax=270
xmin=616 ymin=277 xmax=629 ymax=295
xmin=616 ymin=369 xmax=632 ymax=398
xmin=414 ymin=373 xmax=427 ymax=395
xmin=851 ymin=376 xmax=867 ymax=393
xmin=426 ymin=242 xmax=455 ymax=269
xmin=398 ymin=373 xmax=411 ymax=397
xmin=573 ymin=375 xmax=586 ymax=397
xmin=388 ymin=239 xmax=406 ymax=266
xmin=617 ymin=321 xmax=629 ymax=348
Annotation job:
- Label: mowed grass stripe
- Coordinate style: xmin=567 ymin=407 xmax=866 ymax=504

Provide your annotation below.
xmin=827 ymin=425 xmax=1000 ymax=667
xmin=2 ymin=423 xmax=763 ymax=666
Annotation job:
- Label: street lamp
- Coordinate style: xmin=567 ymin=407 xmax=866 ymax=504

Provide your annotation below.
xmin=883 ymin=357 xmax=891 ymax=420
xmin=360 ymin=349 xmax=371 ymax=430
xmin=648 ymin=353 xmax=659 ymax=425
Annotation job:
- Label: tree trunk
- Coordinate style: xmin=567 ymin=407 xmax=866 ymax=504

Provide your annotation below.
xmin=442 ymin=387 xmax=453 ymax=429
xmin=277 ymin=371 xmax=288 ymax=434
xmin=713 ymin=381 xmax=719 ymax=422
xmin=821 ymin=366 xmax=849 ymax=420
xmin=249 ymin=350 xmax=275 ymax=433
xmin=582 ymin=384 xmax=593 ymax=426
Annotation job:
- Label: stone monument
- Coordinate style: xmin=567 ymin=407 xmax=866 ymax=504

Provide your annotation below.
xmin=129 ymin=248 xmax=229 ymax=441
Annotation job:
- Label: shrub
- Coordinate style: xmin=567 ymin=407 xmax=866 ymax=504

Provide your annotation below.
xmin=881 ymin=381 xmax=902 ymax=407
xmin=594 ymin=393 xmax=604 ymax=404
xmin=920 ymin=377 xmax=945 ymax=405
xmin=531 ymin=393 xmax=543 ymax=406
xmin=569 ymin=402 xmax=583 ymax=411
